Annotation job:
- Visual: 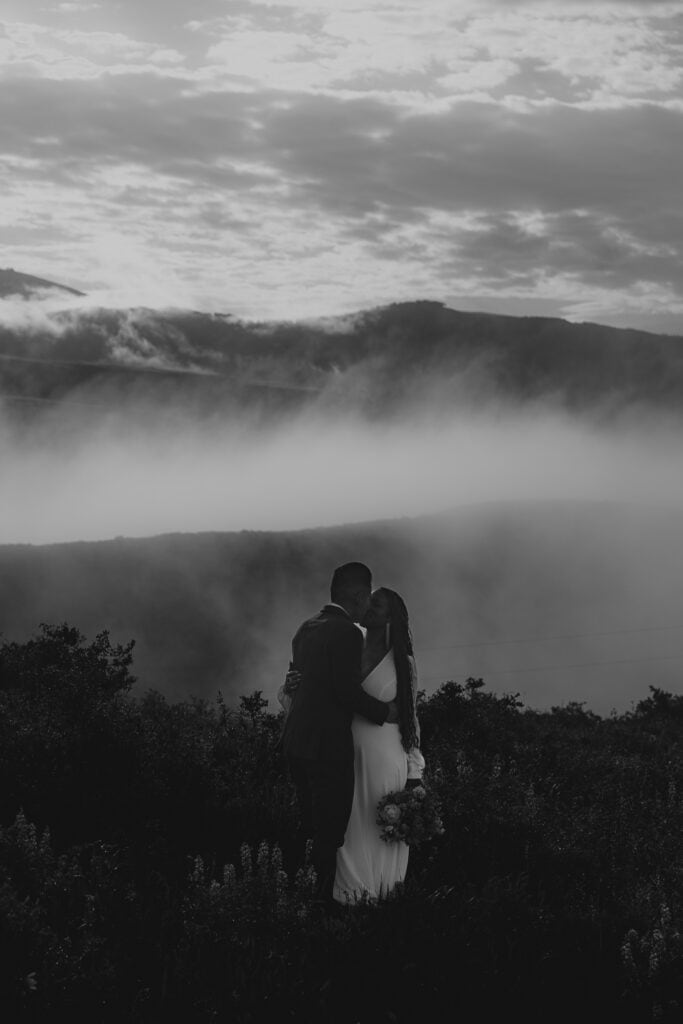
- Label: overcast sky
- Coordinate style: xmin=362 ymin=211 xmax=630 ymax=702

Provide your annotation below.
xmin=2 ymin=0 xmax=682 ymax=327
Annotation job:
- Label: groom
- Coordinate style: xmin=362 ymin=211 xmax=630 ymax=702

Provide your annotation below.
xmin=282 ymin=561 xmax=399 ymax=911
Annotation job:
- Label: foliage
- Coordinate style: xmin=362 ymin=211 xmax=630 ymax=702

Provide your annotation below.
xmin=2 ymin=626 xmax=683 ymax=1020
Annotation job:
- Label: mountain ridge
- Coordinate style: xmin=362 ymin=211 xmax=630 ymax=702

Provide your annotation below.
xmin=0 ymin=267 xmax=85 ymax=299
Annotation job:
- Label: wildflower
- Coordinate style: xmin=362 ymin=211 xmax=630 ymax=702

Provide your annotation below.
xmin=621 ymin=929 xmax=639 ymax=970
xmin=648 ymin=929 xmax=666 ymax=978
xmin=190 ymin=855 xmax=205 ymax=884
xmin=256 ymin=840 xmax=270 ymax=874
xmin=240 ymin=843 xmax=252 ymax=877
xmin=271 ymin=844 xmax=284 ymax=875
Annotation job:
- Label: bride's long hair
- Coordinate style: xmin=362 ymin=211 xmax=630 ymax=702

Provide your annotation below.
xmin=377 ymin=587 xmax=419 ymax=753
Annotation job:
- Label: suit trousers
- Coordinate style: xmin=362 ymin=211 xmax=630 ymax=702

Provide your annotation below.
xmin=287 ymin=755 xmax=355 ymax=905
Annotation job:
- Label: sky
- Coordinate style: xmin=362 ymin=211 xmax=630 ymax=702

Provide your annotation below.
xmin=1 ymin=0 xmax=683 ymax=328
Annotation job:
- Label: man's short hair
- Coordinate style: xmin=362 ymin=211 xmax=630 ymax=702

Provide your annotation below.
xmin=330 ymin=562 xmax=372 ymax=601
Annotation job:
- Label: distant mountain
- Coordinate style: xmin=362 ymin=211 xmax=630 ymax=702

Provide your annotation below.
xmin=1 ymin=501 xmax=683 ymax=714
xmin=0 ymin=267 xmax=85 ymax=299
xmin=1 ymin=298 xmax=682 ymax=418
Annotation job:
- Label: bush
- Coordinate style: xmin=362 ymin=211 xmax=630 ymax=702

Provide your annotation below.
xmin=2 ymin=626 xmax=683 ymax=1020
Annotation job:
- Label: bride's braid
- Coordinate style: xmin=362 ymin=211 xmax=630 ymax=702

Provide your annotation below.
xmin=378 ymin=588 xmax=419 ymax=753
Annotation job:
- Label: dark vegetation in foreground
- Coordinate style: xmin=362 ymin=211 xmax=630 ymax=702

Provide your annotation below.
xmin=1 ymin=625 xmax=682 ymax=1022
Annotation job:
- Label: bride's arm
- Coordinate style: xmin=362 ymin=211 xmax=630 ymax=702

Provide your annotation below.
xmin=407 ymin=747 xmax=426 ymax=781
xmin=277 ymin=683 xmax=292 ymax=713
xmin=406 ymin=655 xmax=426 ymax=782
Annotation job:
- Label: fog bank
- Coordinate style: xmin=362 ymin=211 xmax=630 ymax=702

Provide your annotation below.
xmin=2 ymin=401 xmax=683 ymax=544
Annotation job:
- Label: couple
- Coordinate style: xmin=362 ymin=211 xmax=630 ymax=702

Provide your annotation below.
xmin=279 ymin=562 xmax=425 ymax=912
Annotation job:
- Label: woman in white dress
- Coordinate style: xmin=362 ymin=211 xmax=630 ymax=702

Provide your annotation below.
xmin=333 ymin=587 xmax=425 ymax=904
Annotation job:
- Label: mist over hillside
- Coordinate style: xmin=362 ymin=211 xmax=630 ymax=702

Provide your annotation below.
xmin=1 ymin=294 xmax=683 ymax=419
xmin=1 ymin=279 xmax=683 ymax=712
xmin=2 ymin=287 xmax=683 ymax=540
xmin=2 ymin=500 xmax=683 ymax=715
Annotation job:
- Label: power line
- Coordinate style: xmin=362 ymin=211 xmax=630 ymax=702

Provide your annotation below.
xmin=417 ymin=623 xmax=683 ymax=654
xmin=0 ymin=393 xmax=107 ymax=409
xmin=0 ymin=352 xmax=188 ymax=374
xmin=419 ymin=652 xmax=683 ymax=683
xmin=0 ymin=354 xmax=322 ymax=392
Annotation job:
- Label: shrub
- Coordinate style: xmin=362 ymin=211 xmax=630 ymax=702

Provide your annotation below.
xmin=2 ymin=625 xmax=683 ymax=1020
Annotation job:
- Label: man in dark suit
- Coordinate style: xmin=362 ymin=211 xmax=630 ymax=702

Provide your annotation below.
xmin=282 ymin=562 xmax=399 ymax=911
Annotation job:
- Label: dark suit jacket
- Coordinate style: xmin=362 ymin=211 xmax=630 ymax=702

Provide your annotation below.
xmin=281 ymin=605 xmax=389 ymax=762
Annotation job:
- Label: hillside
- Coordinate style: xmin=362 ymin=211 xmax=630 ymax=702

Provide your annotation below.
xmin=1 ymin=298 xmax=683 ymax=417
xmin=2 ymin=500 xmax=683 ymax=714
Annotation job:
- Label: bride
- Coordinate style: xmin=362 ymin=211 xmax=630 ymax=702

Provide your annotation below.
xmin=334 ymin=587 xmax=425 ymax=903
xmin=280 ymin=587 xmax=425 ymax=903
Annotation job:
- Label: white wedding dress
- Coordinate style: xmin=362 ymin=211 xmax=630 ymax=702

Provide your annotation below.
xmin=333 ymin=649 xmax=425 ymax=904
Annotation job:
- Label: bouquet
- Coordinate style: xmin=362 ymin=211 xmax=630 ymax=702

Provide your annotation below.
xmin=376 ymin=785 xmax=445 ymax=847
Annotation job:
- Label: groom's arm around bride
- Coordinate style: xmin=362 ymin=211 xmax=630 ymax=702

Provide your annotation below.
xmin=283 ymin=604 xmax=395 ymax=759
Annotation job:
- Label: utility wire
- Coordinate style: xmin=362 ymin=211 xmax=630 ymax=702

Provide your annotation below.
xmin=417 ymin=623 xmax=683 ymax=654
xmin=0 ymin=353 xmax=190 ymax=375
xmin=0 ymin=354 xmax=321 ymax=391
xmin=0 ymin=393 xmax=104 ymax=408
xmin=419 ymin=652 xmax=683 ymax=683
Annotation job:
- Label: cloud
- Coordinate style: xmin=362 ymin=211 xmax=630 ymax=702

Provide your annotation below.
xmin=0 ymin=233 xmax=208 ymax=338
xmin=2 ymin=390 xmax=683 ymax=545
xmin=1 ymin=76 xmax=681 ymax=320
xmin=450 ymin=211 xmax=682 ymax=292
xmin=2 ymin=0 xmax=682 ymax=324
xmin=0 ymin=20 xmax=186 ymax=79
xmin=294 ymin=100 xmax=683 ymax=218
xmin=0 ymin=292 xmax=72 ymax=335
xmin=188 ymin=0 xmax=683 ymax=109
xmin=53 ymin=3 xmax=103 ymax=11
